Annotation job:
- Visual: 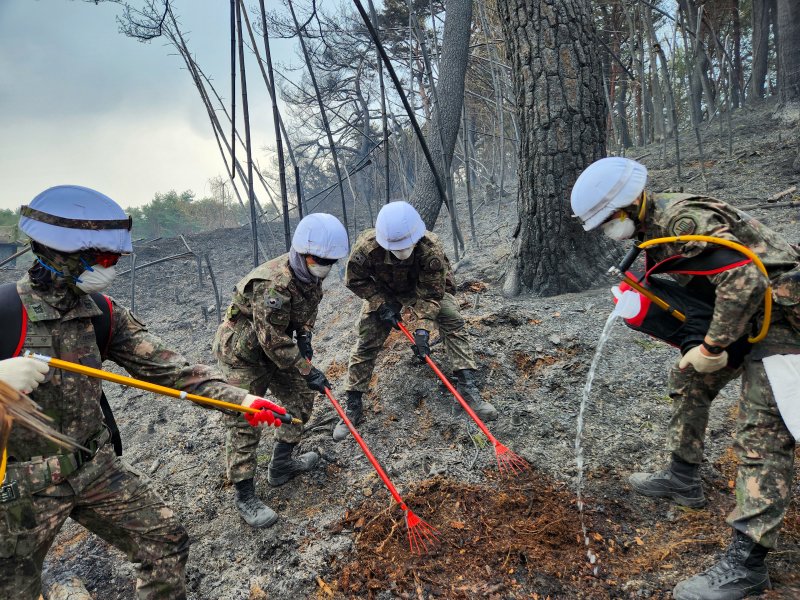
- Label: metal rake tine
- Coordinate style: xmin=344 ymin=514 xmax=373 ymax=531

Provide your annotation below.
xmin=500 ymin=454 xmax=529 ymax=476
xmin=495 ymin=443 xmax=530 ymax=476
xmin=410 ymin=524 xmax=437 ymax=554
xmin=405 ymin=510 xmax=438 ymax=555
xmin=408 ymin=526 xmax=427 ymax=555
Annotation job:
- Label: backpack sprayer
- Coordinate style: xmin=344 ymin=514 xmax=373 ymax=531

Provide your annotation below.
xmin=608 ymin=235 xmax=772 ymax=344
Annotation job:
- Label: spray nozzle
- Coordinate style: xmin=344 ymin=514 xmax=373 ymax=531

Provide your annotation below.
xmin=610 ymin=286 xmax=642 ymax=319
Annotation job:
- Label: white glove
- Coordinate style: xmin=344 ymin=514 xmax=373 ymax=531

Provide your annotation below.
xmin=679 ymin=345 xmax=728 ymax=374
xmin=0 ymin=357 xmax=50 ymax=393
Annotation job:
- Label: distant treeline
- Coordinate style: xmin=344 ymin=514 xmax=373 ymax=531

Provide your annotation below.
xmin=0 ymin=190 xmax=248 ymax=243
xmin=0 ymin=209 xmax=17 ymax=229
xmin=127 ymin=190 xmax=248 ymax=240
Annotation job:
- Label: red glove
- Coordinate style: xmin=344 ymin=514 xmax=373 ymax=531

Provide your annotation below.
xmin=244 ymin=397 xmax=287 ymax=428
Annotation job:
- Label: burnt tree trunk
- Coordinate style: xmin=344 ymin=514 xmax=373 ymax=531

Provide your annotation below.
xmin=776 ymin=0 xmax=800 ymax=104
xmin=497 ymin=0 xmax=619 ymax=296
xmin=752 ymin=0 xmax=777 ymax=99
xmin=731 ymin=0 xmax=743 ymax=108
xmin=409 ymin=0 xmax=472 ymax=233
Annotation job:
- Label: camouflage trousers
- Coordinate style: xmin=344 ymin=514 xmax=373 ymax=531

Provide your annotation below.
xmin=666 ymin=319 xmax=798 ymax=548
xmin=218 ymin=360 xmax=316 ymax=483
xmin=666 ymin=363 xmax=741 ymax=464
xmin=0 ymin=444 xmax=188 ymax=600
xmin=346 ymin=293 xmax=477 ymax=393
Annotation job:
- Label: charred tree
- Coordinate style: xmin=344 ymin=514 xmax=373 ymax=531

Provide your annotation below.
xmin=407 ymin=0 xmax=472 ymax=235
xmin=776 ymin=0 xmax=800 ymax=104
xmin=752 ymin=0 xmax=777 ymax=99
xmin=497 ymin=0 xmax=619 ymax=296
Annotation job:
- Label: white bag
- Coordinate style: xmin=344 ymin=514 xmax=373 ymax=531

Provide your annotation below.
xmin=763 ymin=354 xmax=800 ymax=442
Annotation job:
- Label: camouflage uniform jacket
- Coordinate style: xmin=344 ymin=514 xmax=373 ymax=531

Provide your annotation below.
xmin=345 ymin=229 xmax=455 ymax=332
xmin=218 ymin=254 xmax=322 ymax=373
xmin=10 ymin=275 xmax=246 ymax=462
xmin=644 ymin=192 xmax=800 ymax=347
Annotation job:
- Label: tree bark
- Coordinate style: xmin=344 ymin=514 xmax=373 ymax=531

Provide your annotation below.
xmin=776 ymin=0 xmax=800 ymax=104
xmin=408 ymin=0 xmax=472 ymax=232
xmin=731 ymin=0 xmax=743 ymax=108
xmin=751 ymin=0 xmax=776 ymax=99
xmin=497 ymin=0 xmax=620 ymax=296
xmin=645 ymin=8 xmax=665 ymax=143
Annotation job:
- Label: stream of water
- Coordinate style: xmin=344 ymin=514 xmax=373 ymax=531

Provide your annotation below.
xmin=574 ymin=311 xmax=621 ymax=576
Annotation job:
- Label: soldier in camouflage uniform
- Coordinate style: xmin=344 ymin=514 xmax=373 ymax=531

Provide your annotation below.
xmin=0 ymin=186 xmax=284 ymax=600
xmin=336 ymin=201 xmax=497 ymax=442
xmin=572 ymin=158 xmax=800 ymax=600
xmin=214 ymin=213 xmax=348 ymax=527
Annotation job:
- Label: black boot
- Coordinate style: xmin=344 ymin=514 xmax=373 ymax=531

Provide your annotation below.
xmin=267 ymin=441 xmax=319 ymax=486
xmin=673 ymin=530 xmax=770 ymax=600
xmin=454 ymin=369 xmax=498 ymax=421
xmin=332 ymin=391 xmax=364 ymax=442
xmin=629 ymin=455 xmax=706 ymax=508
xmin=234 ymin=478 xmax=278 ymax=528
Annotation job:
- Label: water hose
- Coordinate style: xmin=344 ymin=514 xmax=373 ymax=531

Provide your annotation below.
xmin=22 ymin=352 xmax=301 ymax=425
xmin=638 ymin=235 xmax=772 ymax=343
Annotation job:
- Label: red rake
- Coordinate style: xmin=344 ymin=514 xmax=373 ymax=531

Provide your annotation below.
xmin=323 ymin=387 xmax=438 ymax=554
xmin=397 ymin=323 xmax=529 ymax=476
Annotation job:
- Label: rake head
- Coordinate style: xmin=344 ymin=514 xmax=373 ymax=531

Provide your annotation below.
xmin=493 ymin=442 xmax=530 ymax=476
xmin=404 ymin=509 xmax=439 ymax=554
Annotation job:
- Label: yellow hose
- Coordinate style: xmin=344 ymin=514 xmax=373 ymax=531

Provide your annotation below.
xmin=22 ymin=352 xmax=301 ymax=424
xmin=0 ymin=447 xmax=8 ymax=484
xmin=638 ymin=235 xmax=772 ymax=343
xmin=0 ymin=416 xmax=10 ymax=484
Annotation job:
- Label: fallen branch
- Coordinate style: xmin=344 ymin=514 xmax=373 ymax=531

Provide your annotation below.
xmin=740 ymin=201 xmax=800 ymax=211
xmin=767 ymin=185 xmax=797 ymax=202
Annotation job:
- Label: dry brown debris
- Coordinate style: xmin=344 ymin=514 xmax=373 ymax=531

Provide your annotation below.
xmin=330 ymin=471 xmax=613 ymax=599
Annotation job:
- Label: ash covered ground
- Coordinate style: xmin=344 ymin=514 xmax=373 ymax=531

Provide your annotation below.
xmin=3 ymin=102 xmax=797 ymax=598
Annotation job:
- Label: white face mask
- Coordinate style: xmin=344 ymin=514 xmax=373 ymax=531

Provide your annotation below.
xmin=308 ymin=263 xmax=332 ymax=279
xmin=601 ymin=214 xmax=636 ymax=240
xmin=391 ymin=246 xmax=415 ymax=260
xmin=75 ymin=264 xmax=117 ymax=293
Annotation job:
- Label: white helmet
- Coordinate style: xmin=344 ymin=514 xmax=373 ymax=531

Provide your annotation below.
xmin=19 ymin=185 xmax=133 ymax=253
xmin=570 ymin=157 xmax=648 ymax=231
xmin=291 ymin=213 xmax=349 ymax=259
xmin=375 ymin=200 xmax=426 ymax=250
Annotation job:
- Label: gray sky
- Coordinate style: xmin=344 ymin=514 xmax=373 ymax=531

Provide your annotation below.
xmin=0 ymin=0 xmax=292 ymax=212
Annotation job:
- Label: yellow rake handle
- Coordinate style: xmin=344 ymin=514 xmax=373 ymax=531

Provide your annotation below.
xmin=23 ymin=352 xmax=301 ymax=425
xmin=638 ymin=235 xmax=772 ymax=343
